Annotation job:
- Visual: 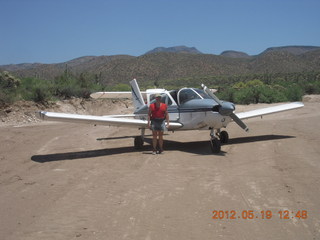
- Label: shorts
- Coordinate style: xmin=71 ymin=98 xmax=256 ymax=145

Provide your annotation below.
xmin=151 ymin=118 xmax=166 ymax=131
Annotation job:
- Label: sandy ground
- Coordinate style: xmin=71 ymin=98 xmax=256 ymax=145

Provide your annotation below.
xmin=0 ymin=97 xmax=320 ymax=240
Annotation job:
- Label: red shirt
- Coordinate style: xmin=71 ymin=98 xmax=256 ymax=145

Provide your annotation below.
xmin=150 ymin=103 xmax=167 ymax=119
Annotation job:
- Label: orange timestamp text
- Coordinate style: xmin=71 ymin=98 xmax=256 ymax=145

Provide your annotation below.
xmin=212 ymin=210 xmax=308 ymax=220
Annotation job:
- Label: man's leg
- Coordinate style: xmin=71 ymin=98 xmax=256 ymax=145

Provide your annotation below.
xmin=152 ymin=130 xmax=158 ymax=152
xmin=158 ymin=131 xmax=164 ymax=152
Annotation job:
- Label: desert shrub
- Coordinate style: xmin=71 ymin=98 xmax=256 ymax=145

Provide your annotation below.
xmin=0 ymin=71 xmax=21 ymax=104
xmin=285 ymin=84 xmax=303 ymax=101
xmin=53 ymin=72 xmax=104 ymax=99
xmin=19 ymin=77 xmax=53 ymax=102
xmin=227 ymin=81 xmax=288 ymax=104
xmin=0 ymin=71 xmax=20 ymax=89
xmin=107 ymin=83 xmax=131 ymax=91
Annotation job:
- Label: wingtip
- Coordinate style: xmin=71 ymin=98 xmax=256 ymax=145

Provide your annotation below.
xmin=35 ymin=111 xmax=47 ymax=120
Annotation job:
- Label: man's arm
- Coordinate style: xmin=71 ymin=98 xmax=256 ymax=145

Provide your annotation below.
xmin=165 ymin=108 xmax=169 ymax=128
xmin=147 ymin=107 xmax=152 ymax=129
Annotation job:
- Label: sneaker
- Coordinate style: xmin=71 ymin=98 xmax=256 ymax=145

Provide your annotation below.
xmin=158 ymin=149 xmax=164 ymax=154
xmin=152 ymin=151 xmax=157 ymax=155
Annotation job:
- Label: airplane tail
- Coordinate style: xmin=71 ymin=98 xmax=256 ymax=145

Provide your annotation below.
xmin=130 ymin=79 xmax=146 ymax=111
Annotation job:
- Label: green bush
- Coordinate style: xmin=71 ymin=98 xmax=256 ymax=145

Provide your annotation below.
xmin=1 ymin=70 xmax=319 ymax=105
xmin=285 ymin=84 xmax=303 ymax=101
xmin=107 ymin=83 xmax=131 ymax=91
xmin=19 ymin=77 xmax=53 ymax=102
xmin=0 ymin=71 xmax=21 ymax=104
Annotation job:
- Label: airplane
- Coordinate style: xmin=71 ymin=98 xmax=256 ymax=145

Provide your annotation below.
xmin=37 ymin=79 xmax=304 ymax=153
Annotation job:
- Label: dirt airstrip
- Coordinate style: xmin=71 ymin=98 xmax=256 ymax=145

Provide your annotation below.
xmin=0 ymin=96 xmax=320 ymax=240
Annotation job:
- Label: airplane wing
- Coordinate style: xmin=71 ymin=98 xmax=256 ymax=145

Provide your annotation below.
xmin=90 ymin=91 xmax=147 ymax=99
xmin=36 ymin=111 xmax=183 ymax=130
xmin=236 ymin=102 xmax=304 ymax=120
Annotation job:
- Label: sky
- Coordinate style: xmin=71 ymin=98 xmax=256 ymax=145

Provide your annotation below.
xmin=1 ymin=0 xmax=319 ymax=65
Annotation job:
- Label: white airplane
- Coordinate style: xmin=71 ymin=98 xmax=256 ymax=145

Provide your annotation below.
xmin=37 ymin=79 xmax=304 ymax=153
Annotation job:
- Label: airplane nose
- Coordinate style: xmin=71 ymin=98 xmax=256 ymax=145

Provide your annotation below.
xmin=219 ymin=102 xmax=235 ymax=116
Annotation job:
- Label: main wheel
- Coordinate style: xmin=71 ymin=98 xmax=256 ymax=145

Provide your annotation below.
xmin=210 ymin=138 xmax=221 ymax=153
xmin=219 ymin=131 xmax=229 ymax=144
xmin=134 ymin=136 xmax=144 ymax=149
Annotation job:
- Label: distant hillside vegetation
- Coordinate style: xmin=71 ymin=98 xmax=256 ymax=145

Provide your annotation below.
xmin=2 ymin=45 xmax=320 ymax=106
xmin=0 ymin=45 xmax=319 ymax=87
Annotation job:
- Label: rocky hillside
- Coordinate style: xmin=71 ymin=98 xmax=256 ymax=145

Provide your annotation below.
xmin=1 ymin=45 xmax=319 ymax=85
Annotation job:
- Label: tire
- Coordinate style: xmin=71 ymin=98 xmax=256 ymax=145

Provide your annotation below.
xmin=210 ymin=138 xmax=221 ymax=153
xmin=134 ymin=136 xmax=144 ymax=149
xmin=219 ymin=131 xmax=229 ymax=144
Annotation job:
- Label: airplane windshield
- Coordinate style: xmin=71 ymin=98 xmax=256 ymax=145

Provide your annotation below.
xmin=178 ymin=88 xmax=211 ymax=104
xmin=193 ymin=88 xmax=211 ymax=99
xmin=178 ymin=89 xmax=200 ymax=104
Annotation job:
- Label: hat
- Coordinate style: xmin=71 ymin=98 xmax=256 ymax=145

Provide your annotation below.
xmin=155 ymin=93 xmax=161 ymax=98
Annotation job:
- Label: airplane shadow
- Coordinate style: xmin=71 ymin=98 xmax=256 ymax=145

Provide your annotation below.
xmin=152 ymin=134 xmax=295 ymax=156
xmin=96 ymin=134 xmax=166 ymax=141
xmin=31 ymin=146 xmax=137 ymax=163
xmin=31 ymin=134 xmax=295 ymax=163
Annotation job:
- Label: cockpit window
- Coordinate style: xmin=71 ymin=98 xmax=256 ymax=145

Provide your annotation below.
xmin=178 ymin=88 xmax=201 ymax=104
xmin=193 ymin=88 xmax=211 ymax=99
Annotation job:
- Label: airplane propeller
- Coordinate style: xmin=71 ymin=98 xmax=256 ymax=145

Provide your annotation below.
xmin=201 ymin=84 xmax=249 ymax=132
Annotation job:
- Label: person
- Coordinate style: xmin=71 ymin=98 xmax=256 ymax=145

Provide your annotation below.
xmin=147 ymin=94 xmax=170 ymax=154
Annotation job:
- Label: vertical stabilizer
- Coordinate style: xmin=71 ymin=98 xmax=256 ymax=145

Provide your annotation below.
xmin=130 ymin=79 xmax=145 ymax=110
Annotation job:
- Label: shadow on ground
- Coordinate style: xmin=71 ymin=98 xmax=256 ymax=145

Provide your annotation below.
xmin=31 ymin=134 xmax=294 ymax=163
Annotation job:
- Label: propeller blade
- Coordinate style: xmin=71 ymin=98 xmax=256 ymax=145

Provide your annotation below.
xmin=202 ymin=83 xmax=249 ymax=132
xmin=230 ymin=113 xmax=249 ymax=132
xmin=201 ymin=84 xmax=222 ymax=105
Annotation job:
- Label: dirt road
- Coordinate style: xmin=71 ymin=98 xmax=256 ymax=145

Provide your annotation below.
xmin=0 ymin=99 xmax=319 ymax=240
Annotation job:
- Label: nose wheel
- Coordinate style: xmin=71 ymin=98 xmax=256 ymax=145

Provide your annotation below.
xmin=210 ymin=138 xmax=221 ymax=153
xmin=218 ymin=130 xmax=229 ymax=144
xmin=209 ymin=129 xmax=228 ymax=153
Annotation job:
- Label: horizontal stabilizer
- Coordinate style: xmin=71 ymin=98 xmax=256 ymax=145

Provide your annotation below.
xmin=36 ymin=111 xmax=182 ymax=130
xmin=236 ymin=102 xmax=304 ymax=120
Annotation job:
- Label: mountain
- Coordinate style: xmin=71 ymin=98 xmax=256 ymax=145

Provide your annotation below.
xmin=261 ymin=46 xmax=320 ymax=55
xmin=1 ymin=46 xmax=319 ymax=85
xmin=0 ymin=63 xmax=43 ymax=72
xmin=220 ymin=50 xmax=250 ymax=58
xmin=145 ymin=46 xmax=202 ymax=55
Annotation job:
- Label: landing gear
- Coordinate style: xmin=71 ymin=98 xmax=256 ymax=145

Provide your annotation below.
xmin=218 ymin=130 xmax=229 ymax=144
xmin=210 ymin=138 xmax=221 ymax=153
xmin=209 ymin=128 xmax=221 ymax=153
xmin=209 ymin=129 xmax=228 ymax=153
xmin=134 ymin=128 xmax=145 ymax=149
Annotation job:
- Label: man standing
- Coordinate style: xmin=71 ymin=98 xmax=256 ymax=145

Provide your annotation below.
xmin=147 ymin=94 xmax=170 ymax=154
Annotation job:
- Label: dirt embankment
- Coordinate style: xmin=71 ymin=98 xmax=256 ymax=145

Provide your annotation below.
xmin=0 ymin=98 xmax=132 ymax=126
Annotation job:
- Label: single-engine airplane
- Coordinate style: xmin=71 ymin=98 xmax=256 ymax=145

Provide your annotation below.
xmin=37 ymin=79 xmax=304 ymax=153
